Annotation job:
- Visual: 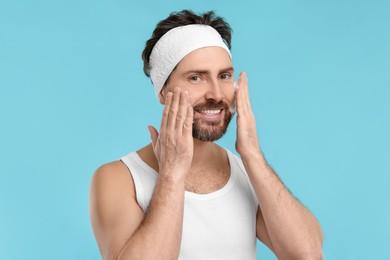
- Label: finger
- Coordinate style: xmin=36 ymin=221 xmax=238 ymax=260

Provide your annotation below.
xmin=236 ymin=74 xmax=245 ymax=114
xmin=238 ymin=72 xmax=248 ymax=100
xmin=183 ymin=104 xmax=194 ymax=137
xmin=235 ymin=87 xmax=244 ymax=115
xmin=167 ymin=87 xmax=181 ymax=130
xmin=147 ymin=125 xmax=159 ymax=148
xmin=242 ymin=72 xmax=252 ymax=109
xmin=161 ymin=91 xmax=173 ymax=129
xmin=236 ymin=72 xmax=252 ymax=113
xmin=175 ymin=89 xmax=189 ymax=134
xmin=236 ymin=71 xmax=244 ymax=88
xmin=241 ymin=72 xmax=248 ymax=92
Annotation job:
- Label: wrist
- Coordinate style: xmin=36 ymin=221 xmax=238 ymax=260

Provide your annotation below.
xmin=240 ymin=149 xmax=267 ymax=166
xmin=239 ymin=146 xmax=262 ymax=160
xmin=159 ymin=167 xmax=188 ymax=184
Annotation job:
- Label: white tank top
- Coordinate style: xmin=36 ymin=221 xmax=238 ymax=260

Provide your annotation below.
xmin=120 ymin=149 xmax=259 ymax=260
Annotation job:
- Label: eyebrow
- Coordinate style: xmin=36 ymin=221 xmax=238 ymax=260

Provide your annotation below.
xmin=183 ymin=66 xmax=234 ymax=75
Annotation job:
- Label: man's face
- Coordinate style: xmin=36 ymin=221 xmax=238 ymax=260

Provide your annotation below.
xmin=162 ymin=47 xmax=235 ymax=141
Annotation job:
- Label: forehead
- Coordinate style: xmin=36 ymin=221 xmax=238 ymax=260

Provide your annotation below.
xmin=175 ymin=46 xmax=232 ymax=72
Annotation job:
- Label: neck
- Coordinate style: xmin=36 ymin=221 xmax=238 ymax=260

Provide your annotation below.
xmin=139 ymin=138 xmax=223 ymax=174
xmin=191 ymin=138 xmax=219 ymax=169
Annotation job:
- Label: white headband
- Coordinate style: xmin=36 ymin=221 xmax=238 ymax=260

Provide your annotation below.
xmin=149 ymin=24 xmax=232 ymax=98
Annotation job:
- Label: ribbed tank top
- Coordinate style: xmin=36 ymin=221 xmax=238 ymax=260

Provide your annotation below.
xmin=120 ymin=149 xmax=258 ymax=260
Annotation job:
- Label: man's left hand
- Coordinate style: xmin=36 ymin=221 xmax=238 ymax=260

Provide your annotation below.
xmin=235 ymin=72 xmax=262 ymax=159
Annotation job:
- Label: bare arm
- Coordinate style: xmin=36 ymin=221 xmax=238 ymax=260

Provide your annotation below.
xmin=90 ymin=88 xmax=193 ymax=259
xmin=118 ymin=172 xmax=186 ymax=259
xmin=244 ymin=153 xmax=323 ymax=259
xmin=235 ymin=72 xmax=323 ymax=259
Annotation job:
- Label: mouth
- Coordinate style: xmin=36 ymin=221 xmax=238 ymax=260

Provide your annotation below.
xmin=195 ymin=108 xmax=224 ymax=121
xmin=198 ymin=109 xmax=222 ymax=115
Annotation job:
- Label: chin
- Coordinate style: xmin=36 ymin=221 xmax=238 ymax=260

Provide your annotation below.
xmin=192 ymin=128 xmax=227 ymax=142
xmin=192 ymin=117 xmax=232 ymax=142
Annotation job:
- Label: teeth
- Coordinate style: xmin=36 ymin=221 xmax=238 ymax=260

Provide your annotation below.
xmin=200 ymin=109 xmax=221 ymax=115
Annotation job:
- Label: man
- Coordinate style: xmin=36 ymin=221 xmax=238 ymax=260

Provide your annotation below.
xmin=90 ymin=10 xmax=323 ymax=260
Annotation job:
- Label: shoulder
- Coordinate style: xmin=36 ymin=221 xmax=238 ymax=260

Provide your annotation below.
xmin=90 ymin=159 xmax=137 ymax=202
xmin=93 ymin=160 xmax=129 ymax=178
xmin=223 ymin=148 xmax=252 ymax=179
xmin=223 ymin=147 xmax=244 ymax=167
xmin=92 ymin=160 xmax=128 ymax=182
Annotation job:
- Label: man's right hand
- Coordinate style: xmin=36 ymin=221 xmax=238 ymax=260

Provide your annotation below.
xmin=148 ymin=87 xmax=194 ymax=181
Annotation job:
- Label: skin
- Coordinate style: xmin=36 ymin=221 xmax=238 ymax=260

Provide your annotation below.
xmin=90 ymin=46 xmax=324 ymax=259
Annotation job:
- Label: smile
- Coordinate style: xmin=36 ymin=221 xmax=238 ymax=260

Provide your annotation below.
xmin=195 ymin=109 xmax=224 ymax=121
xmin=199 ymin=109 xmax=222 ymax=115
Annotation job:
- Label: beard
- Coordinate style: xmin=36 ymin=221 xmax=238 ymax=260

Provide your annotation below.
xmin=192 ymin=99 xmax=234 ymax=142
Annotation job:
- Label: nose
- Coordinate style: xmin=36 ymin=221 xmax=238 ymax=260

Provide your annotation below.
xmin=204 ymin=79 xmax=224 ymax=101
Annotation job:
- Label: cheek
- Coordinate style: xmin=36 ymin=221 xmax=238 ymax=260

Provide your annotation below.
xmin=187 ymin=90 xmax=202 ymax=106
xmin=224 ymin=85 xmax=236 ymax=103
xmin=164 ymin=80 xmax=192 ymax=96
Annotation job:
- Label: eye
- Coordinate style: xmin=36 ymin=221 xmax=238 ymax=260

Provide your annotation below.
xmin=189 ymin=75 xmax=202 ymax=84
xmin=220 ymin=73 xmax=232 ymax=81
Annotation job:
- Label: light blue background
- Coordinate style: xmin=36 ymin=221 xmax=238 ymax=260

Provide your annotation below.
xmin=1 ymin=0 xmax=389 ymax=259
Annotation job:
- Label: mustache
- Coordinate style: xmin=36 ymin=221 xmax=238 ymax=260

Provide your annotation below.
xmin=193 ymin=100 xmax=230 ymax=111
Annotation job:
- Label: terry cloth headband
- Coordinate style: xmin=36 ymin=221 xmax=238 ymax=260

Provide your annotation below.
xmin=149 ymin=24 xmax=232 ymax=98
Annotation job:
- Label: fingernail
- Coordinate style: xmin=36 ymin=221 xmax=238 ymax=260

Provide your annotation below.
xmin=167 ymin=92 xmax=173 ymax=97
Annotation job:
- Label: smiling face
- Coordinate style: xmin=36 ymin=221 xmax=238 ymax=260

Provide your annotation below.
xmin=160 ymin=46 xmax=235 ymax=141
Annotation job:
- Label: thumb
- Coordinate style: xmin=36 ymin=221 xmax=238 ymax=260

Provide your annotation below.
xmin=147 ymin=125 xmax=158 ymax=148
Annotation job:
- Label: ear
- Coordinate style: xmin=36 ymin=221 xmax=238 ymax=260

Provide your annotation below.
xmin=158 ymin=85 xmax=168 ymax=104
xmin=158 ymin=92 xmax=165 ymax=104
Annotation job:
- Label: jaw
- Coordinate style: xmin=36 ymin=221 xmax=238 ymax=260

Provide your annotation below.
xmin=192 ymin=109 xmax=233 ymax=142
